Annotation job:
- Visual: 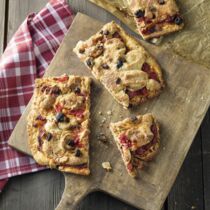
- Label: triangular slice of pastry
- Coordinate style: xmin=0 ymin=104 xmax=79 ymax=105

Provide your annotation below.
xmin=27 ymin=74 xmax=91 ymax=175
xmin=110 ymin=114 xmax=160 ymax=177
xmin=127 ymin=0 xmax=184 ymax=40
xmin=73 ymin=21 xmax=164 ymax=109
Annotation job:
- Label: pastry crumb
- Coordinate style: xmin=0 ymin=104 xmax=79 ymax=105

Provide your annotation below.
xmin=97 ymin=133 xmax=108 ymax=143
xmin=98 ymin=111 xmax=102 ymax=115
xmin=102 ymin=162 xmax=112 ymax=171
xmin=107 ymin=110 xmax=112 ymax=116
xmin=101 ymin=117 xmax=106 ymax=123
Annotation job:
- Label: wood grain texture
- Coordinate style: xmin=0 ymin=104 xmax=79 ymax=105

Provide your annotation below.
xmin=0 ymin=1 xmax=64 ymax=210
xmin=0 ymin=0 xmax=6 ymax=53
xmin=7 ymin=0 xmax=48 ymax=41
xmin=201 ymin=110 xmax=210 ymax=210
xmin=8 ymin=13 xmax=210 ymax=210
xmin=0 ymin=170 xmax=64 ymax=210
xmin=167 ymin=131 xmax=204 ymax=210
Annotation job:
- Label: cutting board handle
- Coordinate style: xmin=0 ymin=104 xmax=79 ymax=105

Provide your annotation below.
xmin=55 ymin=175 xmax=96 ymax=210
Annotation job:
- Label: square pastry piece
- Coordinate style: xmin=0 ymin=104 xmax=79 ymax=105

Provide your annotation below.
xmin=127 ymin=0 xmax=184 ymax=39
xmin=27 ymin=75 xmax=91 ymax=175
xmin=110 ymin=114 xmax=160 ymax=177
xmin=73 ymin=21 xmax=164 ymax=109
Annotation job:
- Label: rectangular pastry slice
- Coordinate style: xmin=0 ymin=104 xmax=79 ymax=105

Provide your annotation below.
xmin=27 ymin=74 xmax=91 ymax=175
xmin=110 ymin=114 xmax=160 ymax=177
xmin=73 ymin=21 xmax=164 ymax=109
xmin=127 ymin=0 xmax=184 ymax=40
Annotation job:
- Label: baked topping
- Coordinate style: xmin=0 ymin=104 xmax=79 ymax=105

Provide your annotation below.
xmin=73 ymin=22 xmax=164 ymax=108
xmin=110 ymin=114 xmax=160 ymax=177
xmin=116 ymin=77 xmax=121 ymax=84
xmin=127 ymin=0 xmax=184 ymax=39
xmin=101 ymin=63 xmax=110 ymax=69
xmin=46 ymin=133 xmax=53 ymax=141
xmin=27 ymin=75 xmax=91 ymax=175
xmin=55 ymin=112 xmax=65 ymax=122
xmin=75 ymin=149 xmax=82 ymax=157
xmin=86 ymin=58 xmax=94 ymax=67
xmin=158 ymin=0 xmax=165 ymax=5
xmin=134 ymin=9 xmax=145 ymax=18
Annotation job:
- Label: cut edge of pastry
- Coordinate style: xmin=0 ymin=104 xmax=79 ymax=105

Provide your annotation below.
xmin=109 ymin=113 xmax=160 ymax=178
xmin=27 ymin=74 xmax=91 ymax=176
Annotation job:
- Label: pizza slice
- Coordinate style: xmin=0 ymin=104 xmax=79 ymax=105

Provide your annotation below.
xmin=110 ymin=114 xmax=160 ymax=177
xmin=73 ymin=21 xmax=164 ymax=109
xmin=27 ymin=74 xmax=91 ymax=175
xmin=127 ymin=0 xmax=184 ymax=40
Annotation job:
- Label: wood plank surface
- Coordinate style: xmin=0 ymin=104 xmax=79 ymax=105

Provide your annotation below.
xmin=8 ymin=13 xmax=210 ymax=210
xmin=1 ymin=1 xmax=210 ymax=210
xmin=201 ymin=109 xmax=210 ymax=210
xmin=0 ymin=0 xmax=6 ymax=53
xmin=167 ymin=131 xmax=204 ymax=210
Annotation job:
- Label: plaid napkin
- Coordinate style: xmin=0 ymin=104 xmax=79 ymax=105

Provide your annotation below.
xmin=0 ymin=0 xmax=74 ymax=191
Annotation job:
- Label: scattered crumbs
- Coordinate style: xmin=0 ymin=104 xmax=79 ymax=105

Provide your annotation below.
xmin=163 ymin=146 xmax=166 ymax=151
xmin=200 ymin=96 xmax=204 ymax=100
xmin=98 ymin=111 xmax=102 ymax=115
xmin=102 ymin=162 xmax=112 ymax=171
xmin=99 ymin=124 xmax=103 ymax=127
xmin=107 ymin=110 xmax=112 ymax=116
xmin=144 ymin=107 xmax=148 ymax=111
xmin=120 ymin=115 xmax=123 ymax=119
xmin=101 ymin=117 xmax=106 ymax=123
xmin=186 ymin=97 xmax=191 ymax=103
xmin=97 ymin=133 xmax=108 ymax=143
xmin=119 ymin=172 xmax=123 ymax=176
xmin=191 ymin=206 xmax=196 ymax=210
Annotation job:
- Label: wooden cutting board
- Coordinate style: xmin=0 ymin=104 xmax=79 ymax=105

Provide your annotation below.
xmin=8 ymin=13 xmax=210 ymax=210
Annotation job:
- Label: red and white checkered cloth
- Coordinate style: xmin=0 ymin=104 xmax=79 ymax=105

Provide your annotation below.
xmin=0 ymin=0 xmax=74 ymax=191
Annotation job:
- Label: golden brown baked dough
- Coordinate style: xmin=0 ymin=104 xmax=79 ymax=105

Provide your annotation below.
xmin=73 ymin=21 xmax=164 ymax=109
xmin=27 ymin=74 xmax=91 ymax=175
xmin=127 ymin=0 xmax=184 ymax=39
xmin=110 ymin=113 xmax=160 ymax=177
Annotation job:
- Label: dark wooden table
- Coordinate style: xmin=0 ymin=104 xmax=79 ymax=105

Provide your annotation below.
xmin=0 ymin=1 xmax=209 ymax=210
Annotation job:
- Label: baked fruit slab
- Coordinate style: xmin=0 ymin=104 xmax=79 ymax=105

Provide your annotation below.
xmin=127 ymin=0 xmax=184 ymax=40
xmin=110 ymin=113 xmax=160 ymax=177
xmin=27 ymin=74 xmax=91 ymax=175
xmin=73 ymin=21 xmax=164 ymax=109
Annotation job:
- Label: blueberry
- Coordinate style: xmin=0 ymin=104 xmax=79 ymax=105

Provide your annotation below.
xmin=130 ymin=116 xmax=138 ymax=122
xmin=74 ymin=87 xmax=81 ymax=94
xmin=46 ymin=133 xmax=52 ymax=141
xmin=174 ymin=16 xmax=183 ymax=25
xmin=104 ymin=30 xmax=109 ymax=35
xmin=68 ymin=139 xmax=75 ymax=147
xmin=158 ymin=0 xmax=165 ymax=5
xmin=86 ymin=58 xmax=94 ymax=68
xmin=115 ymin=77 xmax=121 ymax=84
xmin=102 ymin=63 xmax=109 ymax=69
xmin=56 ymin=112 xmax=65 ymax=122
xmin=75 ymin=149 xmax=82 ymax=157
xmin=134 ymin=9 xmax=145 ymax=18
xmin=51 ymin=86 xmax=61 ymax=95
xmin=116 ymin=59 xmax=124 ymax=69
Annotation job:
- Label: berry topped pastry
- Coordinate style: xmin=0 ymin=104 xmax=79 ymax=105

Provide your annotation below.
xmin=110 ymin=114 xmax=160 ymax=177
xmin=74 ymin=21 xmax=164 ymax=109
xmin=27 ymin=74 xmax=91 ymax=175
xmin=127 ymin=0 xmax=184 ymax=39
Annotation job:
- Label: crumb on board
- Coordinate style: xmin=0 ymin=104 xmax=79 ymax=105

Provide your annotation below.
xmin=98 ymin=111 xmax=102 ymax=115
xmin=102 ymin=162 xmax=112 ymax=171
xmin=107 ymin=110 xmax=112 ymax=116
xmin=101 ymin=117 xmax=106 ymax=123
xmin=97 ymin=133 xmax=108 ymax=143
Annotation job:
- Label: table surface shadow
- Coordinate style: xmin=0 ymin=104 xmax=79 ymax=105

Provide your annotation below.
xmin=0 ymin=0 xmax=209 ymax=210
